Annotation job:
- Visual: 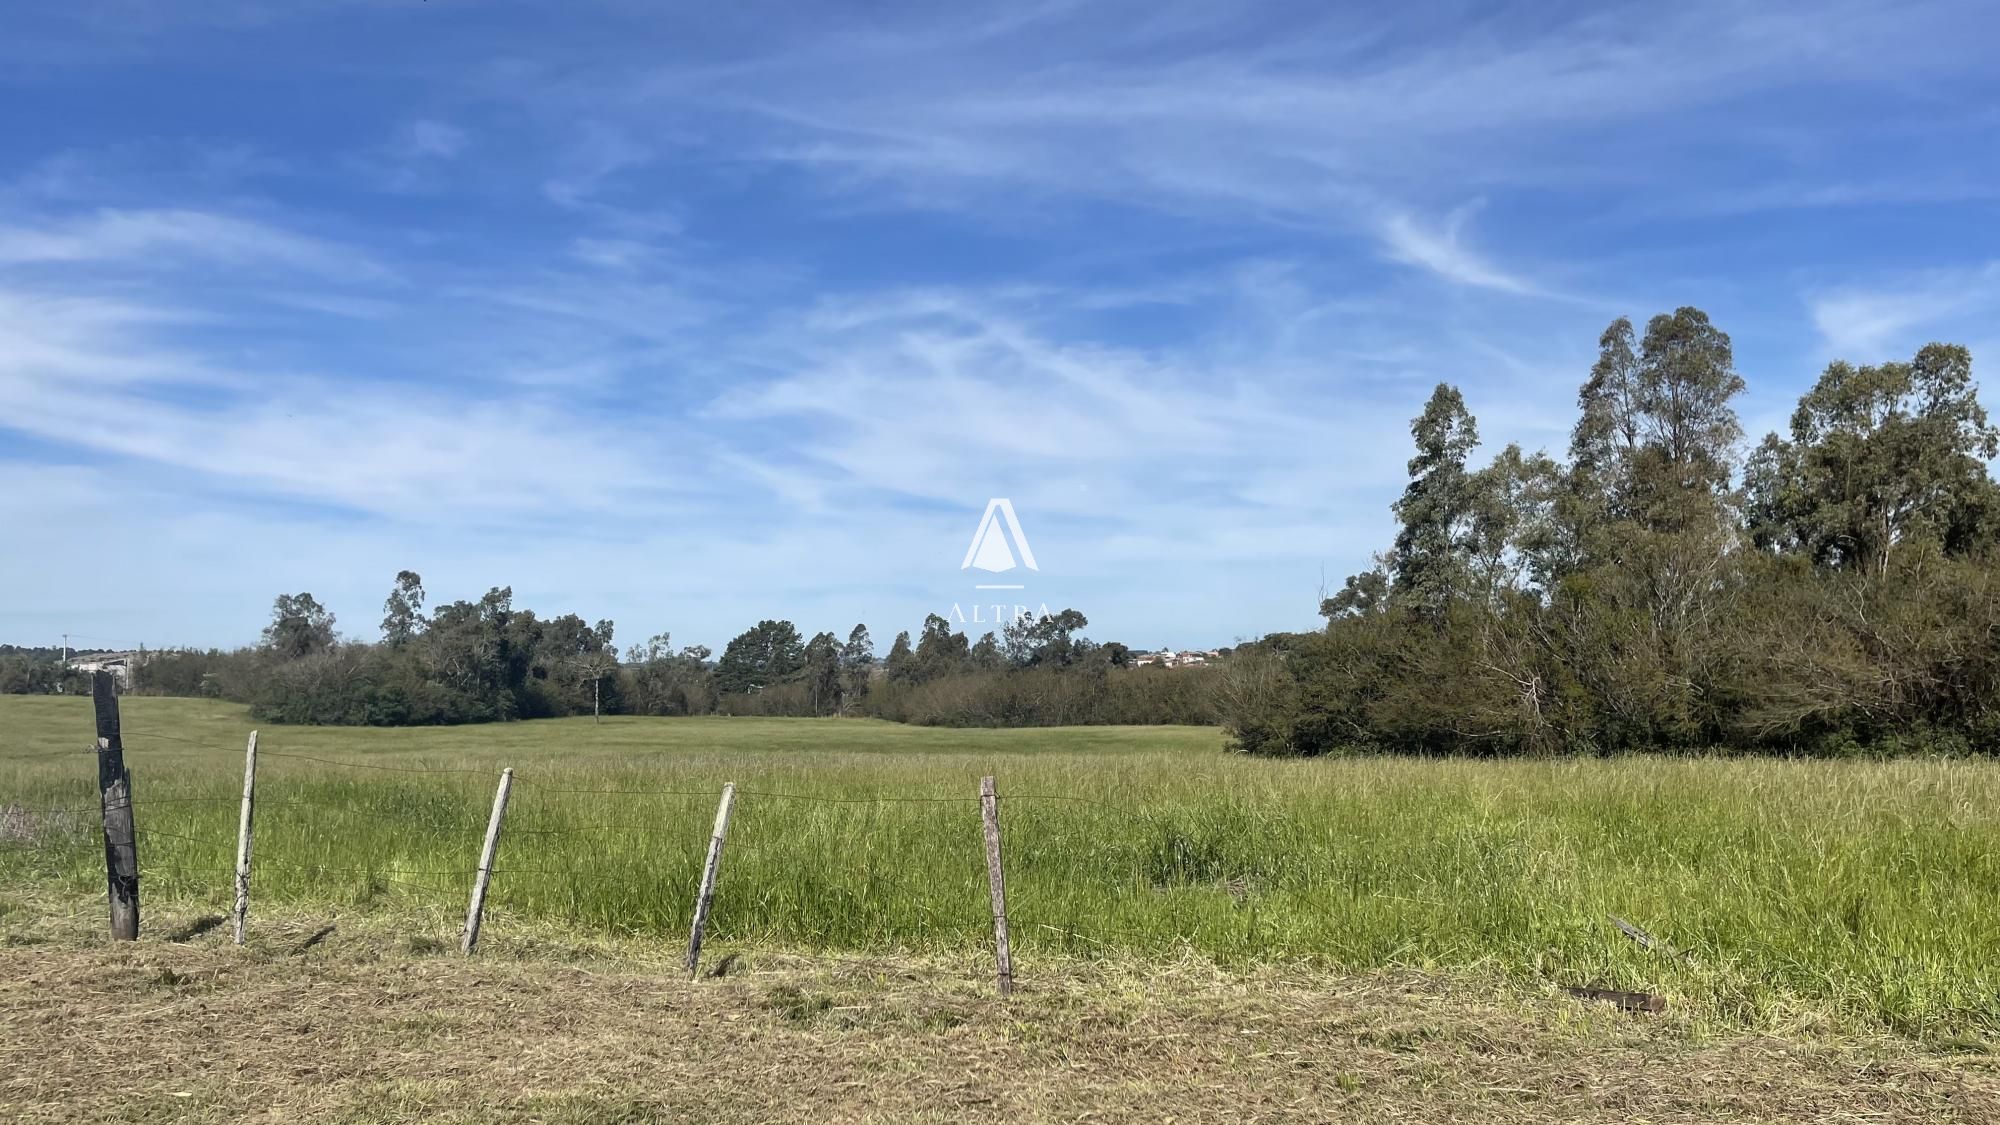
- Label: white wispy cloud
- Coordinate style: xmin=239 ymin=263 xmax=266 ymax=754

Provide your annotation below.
xmin=0 ymin=282 xmax=702 ymax=521
xmin=711 ymin=283 xmax=1490 ymax=534
xmin=569 ymin=237 xmax=654 ymax=271
xmin=4 ymin=0 xmax=1995 ymax=650
xmin=542 ymin=124 xmax=653 ymax=209
xmin=3 ymin=141 xmax=291 ymax=205
xmin=0 ymin=208 xmax=390 ymax=283
xmin=0 ymin=200 xmax=1563 ymax=646
xmin=1807 ymin=263 xmax=2000 ymax=358
xmin=578 ymin=0 xmax=1985 ymax=231
xmin=401 ymin=119 xmax=468 ymax=160
xmin=1377 ymin=204 xmax=1537 ymax=295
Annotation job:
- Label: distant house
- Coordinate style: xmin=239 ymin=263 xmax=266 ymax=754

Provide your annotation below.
xmin=67 ymin=652 xmax=136 ymax=688
xmin=1129 ymin=648 xmax=1222 ymax=669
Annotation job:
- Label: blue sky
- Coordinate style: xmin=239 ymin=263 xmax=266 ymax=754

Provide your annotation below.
xmin=4 ymin=0 xmax=1999 ymax=654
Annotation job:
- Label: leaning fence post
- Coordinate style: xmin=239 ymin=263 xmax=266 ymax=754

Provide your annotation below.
xmin=231 ymin=730 xmax=259 ymax=945
xmin=461 ymin=767 xmax=514 ymax=954
xmin=686 ymin=781 xmax=736 ymax=977
xmin=979 ymin=775 xmax=1013 ymax=996
xmin=93 ymin=671 xmax=139 ymax=941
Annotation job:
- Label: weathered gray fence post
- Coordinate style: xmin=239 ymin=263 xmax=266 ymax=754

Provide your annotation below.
xmin=686 ymin=782 xmax=736 ymax=977
xmin=461 ymin=767 xmax=514 ymax=954
xmin=979 ymin=775 xmax=1013 ymax=996
xmin=93 ymin=671 xmax=139 ymax=941
xmin=232 ymin=730 xmax=259 ymax=945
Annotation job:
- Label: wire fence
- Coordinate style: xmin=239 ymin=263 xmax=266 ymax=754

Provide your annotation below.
xmin=0 ymin=719 xmax=1192 ymax=981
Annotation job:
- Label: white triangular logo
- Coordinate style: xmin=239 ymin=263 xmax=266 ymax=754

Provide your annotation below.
xmin=961 ymin=498 xmax=1038 ymax=573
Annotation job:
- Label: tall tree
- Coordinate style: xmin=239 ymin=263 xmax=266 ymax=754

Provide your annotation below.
xmin=714 ymin=619 xmax=806 ymax=694
xmin=1571 ymin=318 xmax=1643 ymax=491
xmin=262 ymin=593 xmax=336 ymax=660
xmin=803 ymin=630 xmax=841 ymax=715
xmin=1001 ymin=608 xmax=1092 ymax=667
xmin=1566 ymin=308 xmax=1745 ymax=744
xmin=1568 ymin=309 xmax=1745 ymax=543
xmin=1536 ymin=320 xmax=1656 ymax=586
xmin=1748 ymin=343 xmax=2000 ymax=577
xmin=1465 ymin=444 xmax=1561 ymax=599
xmin=1321 ymin=564 xmax=1390 ymax=620
xmin=532 ymin=613 xmax=618 ymax=718
xmin=914 ymin=613 xmax=970 ymax=682
xmin=1563 ymin=309 xmax=1747 ymax=626
xmin=838 ymin=624 xmax=875 ymax=711
xmin=1632 ymin=306 xmax=1745 ymax=504
xmin=883 ymin=630 xmax=916 ymax=682
xmin=419 ymin=586 xmax=524 ymax=722
xmin=621 ymin=632 xmax=716 ymax=716
xmin=1390 ymin=383 xmax=1481 ymax=615
xmin=840 ymin=624 xmax=874 ymax=671
xmin=379 ymin=570 xmax=427 ymax=647
xmin=625 ymin=631 xmax=676 ymax=664
xmin=969 ymin=631 xmax=1006 ymax=670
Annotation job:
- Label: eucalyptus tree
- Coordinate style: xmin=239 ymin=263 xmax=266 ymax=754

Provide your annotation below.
xmin=1748 ymin=343 xmax=1999 ymax=577
xmin=1390 ymin=383 xmax=1482 ymax=617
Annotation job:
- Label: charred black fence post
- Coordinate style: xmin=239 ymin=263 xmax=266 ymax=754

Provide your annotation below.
xmin=93 ymin=670 xmax=139 ymax=941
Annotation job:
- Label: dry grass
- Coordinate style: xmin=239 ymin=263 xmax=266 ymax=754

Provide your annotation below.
xmin=4 ymin=900 xmax=1999 ymax=1124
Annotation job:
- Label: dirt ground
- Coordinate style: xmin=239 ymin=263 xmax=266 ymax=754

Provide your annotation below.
xmin=3 ymin=911 xmax=1998 ymax=1124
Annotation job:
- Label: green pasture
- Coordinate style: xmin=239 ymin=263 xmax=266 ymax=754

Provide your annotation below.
xmin=3 ymin=695 xmax=1997 ymax=1042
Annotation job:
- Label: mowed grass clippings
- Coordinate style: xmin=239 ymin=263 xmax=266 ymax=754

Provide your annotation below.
xmin=4 ymin=694 xmax=2000 ymax=1042
xmin=2 ymin=910 xmax=1997 ymax=1124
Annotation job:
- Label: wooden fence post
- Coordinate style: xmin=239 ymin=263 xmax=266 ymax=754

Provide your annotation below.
xmin=461 ymin=767 xmax=514 ymax=954
xmin=93 ymin=671 xmax=139 ymax=941
xmin=232 ymin=730 xmax=259 ymax=945
xmin=686 ymin=782 xmax=736 ymax=977
xmin=979 ymin=775 xmax=1013 ymax=996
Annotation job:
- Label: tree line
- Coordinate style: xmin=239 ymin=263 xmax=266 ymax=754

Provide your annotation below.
xmin=111 ymin=578 xmax=1224 ymax=727
xmin=19 ymin=304 xmax=1993 ymax=754
xmin=1221 ymin=307 xmax=2000 ymax=756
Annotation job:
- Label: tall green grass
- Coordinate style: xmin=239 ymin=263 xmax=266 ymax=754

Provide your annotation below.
xmin=4 ymin=695 xmax=1998 ymax=1040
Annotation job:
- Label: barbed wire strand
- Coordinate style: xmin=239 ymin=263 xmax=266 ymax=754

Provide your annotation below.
xmin=12 ymin=803 xmax=478 ymax=841
xmin=4 ymin=796 xmax=285 ymax=820
xmin=505 ymin=823 xmax=665 ymax=837
xmin=513 ymin=783 xmax=725 ymax=798
xmin=132 ymin=827 xmax=234 ymax=850
xmin=125 ymin=728 xmax=495 ymax=775
xmin=28 ymin=730 xmax=1163 ymax=817
xmin=142 ymin=863 xmax=236 ymax=878
xmin=255 ymin=855 xmax=478 ymax=879
xmin=740 ymin=788 xmax=983 ymax=804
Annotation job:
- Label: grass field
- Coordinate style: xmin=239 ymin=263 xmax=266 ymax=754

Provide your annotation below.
xmin=5 ymin=694 xmax=2000 ymax=1047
